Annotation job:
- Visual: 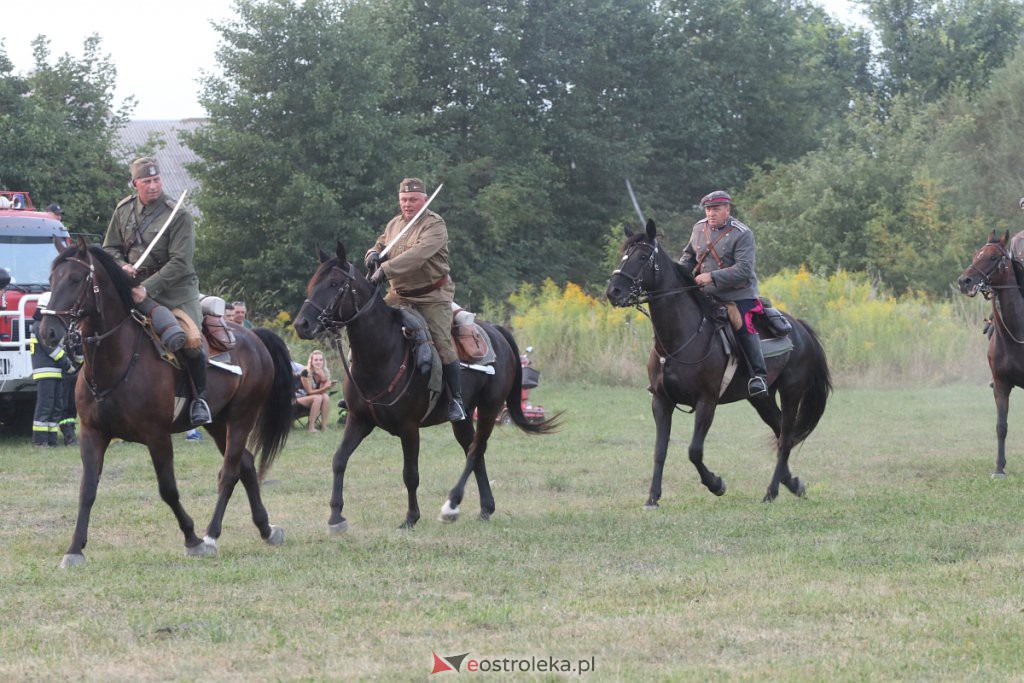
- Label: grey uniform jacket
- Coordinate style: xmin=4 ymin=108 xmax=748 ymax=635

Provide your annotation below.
xmin=677 ymin=216 xmax=759 ymax=302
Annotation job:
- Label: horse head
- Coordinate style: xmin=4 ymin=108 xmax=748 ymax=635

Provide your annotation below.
xmin=959 ymin=230 xmax=1013 ymax=298
xmin=605 ymin=218 xmax=664 ymax=307
xmin=294 ymin=241 xmax=375 ymax=339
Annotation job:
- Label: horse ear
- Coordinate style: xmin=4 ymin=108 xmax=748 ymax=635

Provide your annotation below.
xmin=75 ymin=236 xmax=88 ymax=253
xmin=645 ymin=218 xmax=657 ymax=240
xmin=1004 ymin=230 xmax=1011 ymax=245
xmin=315 ymin=243 xmax=328 ymax=264
xmin=335 ymin=240 xmax=348 ymax=264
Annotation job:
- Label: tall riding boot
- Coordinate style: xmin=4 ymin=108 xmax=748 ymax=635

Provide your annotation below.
xmin=185 ymin=350 xmax=213 ymax=426
xmin=442 ymin=361 xmax=468 ymax=422
xmin=737 ymin=331 xmax=769 ymax=398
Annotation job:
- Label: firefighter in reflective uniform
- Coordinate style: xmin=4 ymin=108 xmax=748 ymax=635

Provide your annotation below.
xmin=30 ymin=294 xmax=72 ymax=447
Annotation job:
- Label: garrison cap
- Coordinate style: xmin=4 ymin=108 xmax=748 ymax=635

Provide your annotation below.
xmin=700 ymin=190 xmax=732 ymax=209
xmin=398 ymin=177 xmax=426 ymax=194
xmin=130 ymin=157 xmax=160 ymax=180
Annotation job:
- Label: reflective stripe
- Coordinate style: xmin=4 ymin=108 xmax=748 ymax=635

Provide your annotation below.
xmin=32 ymin=370 xmax=63 ymax=380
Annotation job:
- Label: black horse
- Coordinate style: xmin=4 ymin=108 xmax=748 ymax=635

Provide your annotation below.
xmin=39 ymin=240 xmax=294 ymax=567
xmin=605 ymin=220 xmax=832 ymax=504
xmin=957 ymin=230 xmax=1024 ymax=477
xmin=293 ymin=242 xmax=560 ymax=531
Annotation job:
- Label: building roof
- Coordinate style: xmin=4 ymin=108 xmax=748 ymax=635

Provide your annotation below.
xmin=115 ymin=119 xmax=207 ymax=206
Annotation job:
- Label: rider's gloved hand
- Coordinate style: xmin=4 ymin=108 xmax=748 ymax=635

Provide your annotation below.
xmin=369 ymin=266 xmax=387 ymax=285
xmin=365 ymin=251 xmax=381 ymax=274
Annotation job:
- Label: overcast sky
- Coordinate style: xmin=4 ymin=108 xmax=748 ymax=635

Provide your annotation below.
xmin=0 ymin=1 xmax=867 ymax=121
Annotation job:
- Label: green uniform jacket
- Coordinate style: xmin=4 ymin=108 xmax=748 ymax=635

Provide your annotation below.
xmin=102 ymin=193 xmax=202 ymax=324
xmin=368 ymin=210 xmax=455 ymax=305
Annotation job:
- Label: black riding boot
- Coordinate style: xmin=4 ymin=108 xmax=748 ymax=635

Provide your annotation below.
xmin=185 ymin=350 xmax=213 ymax=426
xmin=442 ymin=361 xmax=468 ymax=422
xmin=737 ymin=331 xmax=769 ymax=398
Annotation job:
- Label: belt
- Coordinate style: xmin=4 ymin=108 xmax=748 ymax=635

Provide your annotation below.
xmin=396 ymin=274 xmax=449 ymax=298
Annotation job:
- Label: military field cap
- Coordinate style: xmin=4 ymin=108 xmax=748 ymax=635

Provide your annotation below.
xmin=700 ymin=190 xmax=732 ymax=209
xmin=398 ymin=177 xmax=426 ymax=194
xmin=130 ymin=157 xmax=160 ymax=180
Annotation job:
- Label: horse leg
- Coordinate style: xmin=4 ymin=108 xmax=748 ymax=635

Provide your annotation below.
xmin=60 ymin=426 xmax=110 ymax=568
xmin=205 ymin=423 xmax=282 ymax=548
xmin=399 ymin=430 xmax=421 ymax=529
xmin=327 ymin=416 xmax=374 ymax=535
xmin=993 ymin=380 xmax=1011 ymax=477
xmin=646 ymin=394 xmax=675 ymax=508
xmin=441 ymin=419 xmax=496 ymax=522
xmin=146 ymin=435 xmax=212 ymax=557
xmin=688 ymin=401 xmax=726 ymax=497
xmin=764 ymin=391 xmax=805 ymax=502
xmin=749 ymin=393 xmax=782 ymax=438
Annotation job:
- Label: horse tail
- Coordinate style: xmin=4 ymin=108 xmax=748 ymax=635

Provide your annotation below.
xmin=250 ymin=327 xmax=294 ymax=478
xmin=493 ymin=324 xmax=562 ymax=434
xmin=790 ymin=319 xmax=832 ymax=446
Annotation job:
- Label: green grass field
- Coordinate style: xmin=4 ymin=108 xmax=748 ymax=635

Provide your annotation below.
xmin=2 ymin=380 xmax=1024 ymax=680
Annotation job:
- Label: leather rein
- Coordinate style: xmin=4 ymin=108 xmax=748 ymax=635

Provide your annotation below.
xmin=613 ymin=239 xmax=717 ymax=365
xmin=302 ymin=262 xmax=416 ymax=418
xmin=968 ymin=243 xmax=1024 ymax=344
xmin=43 ymin=253 xmax=146 ymax=402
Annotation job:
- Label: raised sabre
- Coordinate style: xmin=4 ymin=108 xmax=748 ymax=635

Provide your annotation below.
xmin=380 ymin=183 xmax=444 ymax=258
xmin=132 ymin=189 xmax=188 ymax=271
xmin=625 ymin=178 xmax=647 ymax=229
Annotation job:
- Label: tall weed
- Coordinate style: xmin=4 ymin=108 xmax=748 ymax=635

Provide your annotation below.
xmin=506 ymin=270 xmax=992 ymax=387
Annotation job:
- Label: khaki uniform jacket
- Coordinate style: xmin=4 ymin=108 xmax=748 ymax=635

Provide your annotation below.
xmin=677 ymin=216 xmax=759 ymax=302
xmin=368 ymin=210 xmax=455 ymax=304
xmin=102 ymin=193 xmax=202 ymax=324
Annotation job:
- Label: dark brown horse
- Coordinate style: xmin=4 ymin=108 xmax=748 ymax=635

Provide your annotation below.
xmin=957 ymin=229 xmax=1024 ymax=477
xmin=605 ymin=220 xmax=832 ymax=504
xmin=39 ymin=240 xmax=294 ymax=567
xmin=292 ymin=242 xmax=560 ymax=532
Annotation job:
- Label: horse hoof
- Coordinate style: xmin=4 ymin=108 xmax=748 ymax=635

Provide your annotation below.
xmin=328 ymin=520 xmax=349 ymax=536
xmin=265 ymin=525 xmax=285 ymax=547
xmin=398 ymin=520 xmax=417 ymax=530
xmin=762 ymin=491 xmax=778 ymax=503
xmin=203 ymin=535 xmax=218 ymax=548
xmin=992 ymin=472 xmax=1006 ymax=479
xmin=712 ymin=478 xmax=727 ymax=497
xmin=479 ymin=511 xmax=492 ymax=522
xmin=643 ymin=502 xmax=659 ymax=510
xmin=59 ymin=553 xmax=85 ymax=569
xmin=439 ymin=499 xmax=460 ymax=523
xmin=186 ymin=541 xmax=217 ymax=558
xmin=792 ymin=478 xmax=807 ymax=497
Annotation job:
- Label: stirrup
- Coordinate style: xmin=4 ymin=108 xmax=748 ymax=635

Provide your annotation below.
xmin=448 ymin=398 xmax=467 ymax=422
xmin=748 ymin=376 xmax=768 ymax=398
xmin=189 ymin=398 xmax=213 ymax=427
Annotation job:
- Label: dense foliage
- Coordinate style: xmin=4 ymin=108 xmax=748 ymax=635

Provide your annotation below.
xmin=0 ymin=36 xmax=131 ymax=236
xmin=3 ymin=0 xmax=1024 ymax=305
xmin=186 ymin=0 xmax=873 ymax=305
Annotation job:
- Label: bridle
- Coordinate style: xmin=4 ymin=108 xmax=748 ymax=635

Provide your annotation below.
xmin=612 ymin=237 xmax=715 ymax=367
xmin=300 ymin=261 xmax=380 ymax=331
xmin=963 ymin=243 xmax=1012 ymax=300
xmin=43 ymin=250 xmax=145 ymax=401
xmin=300 ymin=261 xmax=413 ymax=418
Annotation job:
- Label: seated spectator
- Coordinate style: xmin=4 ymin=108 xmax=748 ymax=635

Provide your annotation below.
xmin=231 ymin=300 xmax=253 ymax=329
xmin=295 ymin=350 xmax=336 ymax=432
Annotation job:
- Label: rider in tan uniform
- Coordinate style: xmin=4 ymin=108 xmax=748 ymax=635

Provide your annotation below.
xmin=364 ymin=178 xmax=466 ymax=421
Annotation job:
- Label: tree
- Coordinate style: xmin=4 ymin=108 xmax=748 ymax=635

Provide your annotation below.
xmin=0 ymin=36 xmax=131 ymax=235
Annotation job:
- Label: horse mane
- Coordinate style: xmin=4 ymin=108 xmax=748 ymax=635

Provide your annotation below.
xmin=53 ymin=244 xmax=136 ymax=312
xmin=622 ymin=232 xmax=720 ymax=320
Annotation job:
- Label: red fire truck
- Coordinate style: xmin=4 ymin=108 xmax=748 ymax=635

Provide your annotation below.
xmin=0 ymin=191 xmax=71 ymax=434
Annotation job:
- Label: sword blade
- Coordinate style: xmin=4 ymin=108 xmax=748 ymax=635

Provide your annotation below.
xmin=625 ymin=178 xmax=647 ymax=229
